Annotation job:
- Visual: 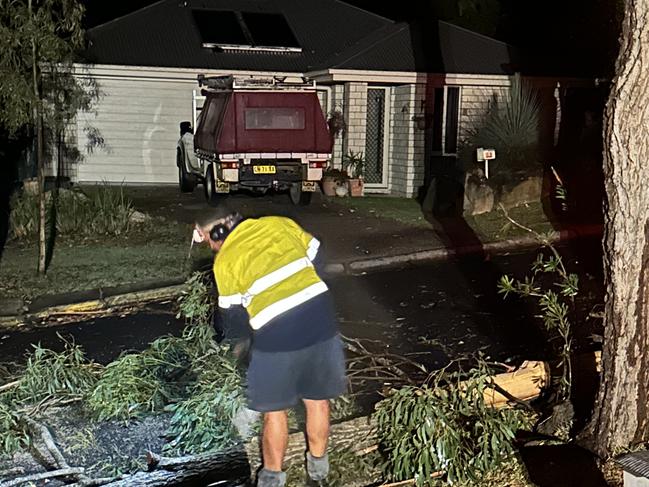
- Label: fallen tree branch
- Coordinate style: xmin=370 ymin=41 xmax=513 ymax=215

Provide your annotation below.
xmin=66 ymin=477 xmax=118 ymax=487
xmin=24 ymin=417 xmax=69 ymax=467
xmin=0 ymin=468 xmax=24 ymax=479
xmin=0 ymin=467 xmax=85 ymax=487
xmin=0 ymin=380 xmax=19 ymax=392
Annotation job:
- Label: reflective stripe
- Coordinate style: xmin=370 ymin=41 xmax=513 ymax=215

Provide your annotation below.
xmin=248 ymin=257 xmax=312 ymax=296
xmin=249 ymin=281 xmax=329 ymax=330
xmin=218 ymin=294 xmax=242 ymax=308
xmin=307 ymin=237 xmax=320 ymax=261
xmin=218 ymin=238 xmax=320 ymax=311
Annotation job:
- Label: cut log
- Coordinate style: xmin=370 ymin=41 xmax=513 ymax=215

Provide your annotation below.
xmin=100 ymin=447 xmax=249 ymax=487
xmin=483 ymin=360 xmax=550 ymax=408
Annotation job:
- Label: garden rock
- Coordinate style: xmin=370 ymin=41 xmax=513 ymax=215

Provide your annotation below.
xmin=500 ymin=176 xmax=543 ymax=209
xmin=464 ymin=170 xmax=495 ymax=215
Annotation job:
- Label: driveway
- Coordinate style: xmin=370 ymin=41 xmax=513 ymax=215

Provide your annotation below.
xmin=126 ymin=186 xmax=445 ymax=265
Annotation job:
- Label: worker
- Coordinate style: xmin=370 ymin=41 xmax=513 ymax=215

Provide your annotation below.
xmin=194 ymin=207 xmax=347 ymax=487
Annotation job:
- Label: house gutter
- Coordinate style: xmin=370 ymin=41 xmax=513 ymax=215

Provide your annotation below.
xmin=306 ymin=68 xmax=595 ymax=88
xmin=72 ymin=63 xmax=306 ymax=84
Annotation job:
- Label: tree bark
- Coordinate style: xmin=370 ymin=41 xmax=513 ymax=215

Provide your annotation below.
xmin=581 ymin=0 xmax=649 ymax=458
xmin=29 ymin=0 xmax=46 ymax=275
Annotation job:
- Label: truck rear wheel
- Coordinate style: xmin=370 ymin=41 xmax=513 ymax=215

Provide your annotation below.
xmin=204 ymin=165 xmax=228 ymax=206
xmin=177 ymin=148 xmax=196 ymax=193
xmin=289 ymin=184 xmax=313 ymax=206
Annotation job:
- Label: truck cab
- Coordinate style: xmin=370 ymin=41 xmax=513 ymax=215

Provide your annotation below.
xmin=177 ymin=75 xmax=333 ymax=205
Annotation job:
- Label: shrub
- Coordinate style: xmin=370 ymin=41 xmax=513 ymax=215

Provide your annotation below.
xmin=461 ymin=73 xmax=542 ymax=176
xmin=8 ymin=182 xmax=135 ymax=240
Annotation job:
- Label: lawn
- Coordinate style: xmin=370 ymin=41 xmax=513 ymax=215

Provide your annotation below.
xmin=0 ymin=219 xmax=213 ymax=303
xmin=331 ymin=195 xmax=555 ymax=242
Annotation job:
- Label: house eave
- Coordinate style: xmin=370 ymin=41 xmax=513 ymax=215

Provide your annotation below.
xmin=306 ymin=68 xmax=595 ymax=87
xmin=73 ymin=63 xmax=305 ymax=83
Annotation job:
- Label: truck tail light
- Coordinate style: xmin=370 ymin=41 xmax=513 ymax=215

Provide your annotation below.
xmin=220 ymin=161 xmax=239 ymax=169
xmin=309 ymin=161 xmax=327 ymax=168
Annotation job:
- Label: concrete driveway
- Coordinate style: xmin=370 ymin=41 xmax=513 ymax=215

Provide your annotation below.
xmin=126 ymin=185 xmax=445 ymax=265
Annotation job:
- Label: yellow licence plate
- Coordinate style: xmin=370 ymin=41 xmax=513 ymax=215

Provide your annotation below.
xmin=253 ymin=165 xmax=276 ymax=174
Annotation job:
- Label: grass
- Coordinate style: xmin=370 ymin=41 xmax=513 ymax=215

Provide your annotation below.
xmin=0 ymin=221 xmax=212 ymax=302
xmin=331 ymin=195 xmax=554 ymax=241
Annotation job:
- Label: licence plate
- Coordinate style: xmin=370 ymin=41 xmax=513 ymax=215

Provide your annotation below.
xmin=302 ymin=181 xmax=317 ymax=192
xmin=253 ymin=165 xmax=276 ymax=174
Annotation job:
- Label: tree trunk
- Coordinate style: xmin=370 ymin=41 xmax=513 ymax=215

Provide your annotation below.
xmin=581 ymin=0 xmax=649 ymax=458
xmin=29 ymin=0 xmax=46 ymax=275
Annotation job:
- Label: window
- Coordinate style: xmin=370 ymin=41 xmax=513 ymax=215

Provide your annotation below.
xmin=444 ymin=87 xmax=460 ymax=154
xmin=192 ymin=10 xmax=247 ymax=46
xmin=241 ymin=12 xmax=300 ymax=48
xmin=193 ymin=10 xmax=301 ymax=51
xmin=244 ymin=108 xmax=305 ymax=130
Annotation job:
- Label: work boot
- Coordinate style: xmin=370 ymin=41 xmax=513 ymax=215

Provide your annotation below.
xmin=256 ymin=468 xmax=286 ymax=487
xmin=306 ymin=452 xmax=330 ymax=486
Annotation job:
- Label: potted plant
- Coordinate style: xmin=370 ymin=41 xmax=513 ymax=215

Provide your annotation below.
xmin=342 ymin=150 xmax=365 ymax=197
xmin=321 ymin=166 xmax=349 ymax=197
xmin=327 ymin=109 xmax=346 ymax=139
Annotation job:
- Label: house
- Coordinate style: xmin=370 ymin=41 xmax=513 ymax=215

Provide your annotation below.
xmin=72 ymin=0 xmax=596 ymax=197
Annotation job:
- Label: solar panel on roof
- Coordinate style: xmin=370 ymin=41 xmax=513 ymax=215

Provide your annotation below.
xmin=241 ymin=12 xmax=300 ymax=48
xmin=192 ymin=10 xmax=248 ymax=46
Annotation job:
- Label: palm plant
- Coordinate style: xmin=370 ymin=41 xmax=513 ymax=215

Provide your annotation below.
xmin=465 ymin=73 xmax=542 ymax=174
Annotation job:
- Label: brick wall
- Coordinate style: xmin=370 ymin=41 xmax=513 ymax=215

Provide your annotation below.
xmin=342 ymin=82 xmax=367 ymax=160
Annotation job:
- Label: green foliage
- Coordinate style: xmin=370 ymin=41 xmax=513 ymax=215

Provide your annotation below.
xmin=463 ymin=73 xmax=542 ymax=174
xmin=375 ymin=360 xmax=531 ymax=485
xmin=163 ymin=344 xmax=245 ymax=455
xmin=0 ymin=401 xmax=30 ymax=457
xmin=499 ymin=250 xmax=578 ymax=400
xmin=342 ymin=150 xmax=365 ymax=179
xmin=86 ymin=352 xmax=170 ymax=421
xmin=0 ymin=0 xmax=91 ymax=135
xmin=177 ymin=272 xmax=214 ymax=326
xmin=14 ymin=337 xmax=98 ymax=403
xmin=9 ymin=183 xmax=135 ymax=240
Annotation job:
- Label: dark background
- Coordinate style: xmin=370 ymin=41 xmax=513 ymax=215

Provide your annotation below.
xmin=81 ymin=0 xmax=622 ymax=78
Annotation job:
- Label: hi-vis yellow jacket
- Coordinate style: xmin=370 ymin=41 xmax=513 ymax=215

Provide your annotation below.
xmin=213 ymin=216 xmax=328 ymax=330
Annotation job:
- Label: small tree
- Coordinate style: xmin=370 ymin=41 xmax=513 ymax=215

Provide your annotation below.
xmin=0 ymin=0 xmax=100 ymax=273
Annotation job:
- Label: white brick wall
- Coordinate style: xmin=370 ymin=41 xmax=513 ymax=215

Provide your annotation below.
xmin=342 ymin=82 xmax=367 ymax=158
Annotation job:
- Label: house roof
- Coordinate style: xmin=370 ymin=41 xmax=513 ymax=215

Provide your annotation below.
xmin=84 ymin=0 xmax=528 ymax=76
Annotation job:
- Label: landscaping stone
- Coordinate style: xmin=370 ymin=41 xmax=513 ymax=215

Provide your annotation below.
xmin=500 ymin=176 xmax=544 ymax=209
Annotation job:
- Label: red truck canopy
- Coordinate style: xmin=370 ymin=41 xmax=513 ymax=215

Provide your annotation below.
xmin=195 ymin=91 xmax=333 ymax=155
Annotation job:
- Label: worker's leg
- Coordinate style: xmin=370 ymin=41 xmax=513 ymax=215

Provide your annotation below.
xmin=257 ymin=410 xmax=289 ymax=486
xmin=303 ymin=398 xmax=331 ymax=482
xmin=262 ymin=410 xmax=289 ymax=470
xmin=303 ymin=398 xmax=330 ymax=456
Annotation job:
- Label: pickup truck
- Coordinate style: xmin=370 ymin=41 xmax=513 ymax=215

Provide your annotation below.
xmin=176 ymin=75 xmax=333 ymax=205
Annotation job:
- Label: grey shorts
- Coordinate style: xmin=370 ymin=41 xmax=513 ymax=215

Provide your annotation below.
xmin=246 ymin=335 xmax=347 ymax=412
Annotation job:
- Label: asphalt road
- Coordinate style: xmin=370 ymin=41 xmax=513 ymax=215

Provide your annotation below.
xmin=0 ymin=237 xmax=604 ymax=370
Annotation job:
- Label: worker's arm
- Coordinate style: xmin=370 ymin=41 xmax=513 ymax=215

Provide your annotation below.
xmin=213 ymin=305 xmax=251 ymax=343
